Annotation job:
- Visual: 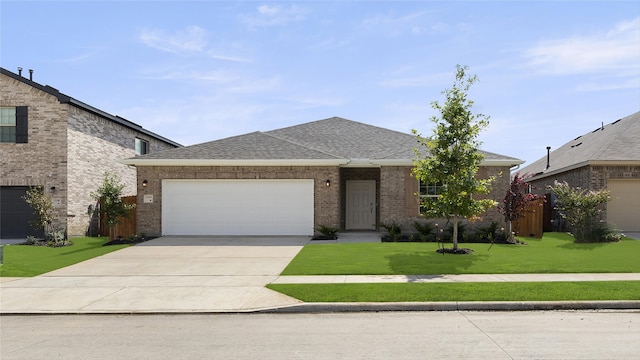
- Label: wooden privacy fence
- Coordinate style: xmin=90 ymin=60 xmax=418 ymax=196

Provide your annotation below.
xmin=513 ymin=198 xmax=544 ymax=238
xmin=99 ymin=196 xmax=137 ymax=240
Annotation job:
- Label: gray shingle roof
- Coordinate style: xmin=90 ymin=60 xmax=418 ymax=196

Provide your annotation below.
xmin=520 ymin=111 xmax=640 ymax=178
xmin=127 ymin=117 xmax=522 ymax=166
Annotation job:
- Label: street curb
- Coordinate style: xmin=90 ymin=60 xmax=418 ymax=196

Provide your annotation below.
xmin=1 ymin=301 xmax=638 ymax=315
xmin=259 ymin=300 xmax=640 ymax=313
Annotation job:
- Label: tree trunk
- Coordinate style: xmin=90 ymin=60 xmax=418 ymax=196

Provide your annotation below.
xmin=508 ymin=221 xmax=513 ymax=241
xmin=452 ymin=216 xmax=459 ymax=250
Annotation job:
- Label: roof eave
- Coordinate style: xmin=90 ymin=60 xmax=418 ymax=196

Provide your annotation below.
xmin=528 ymin=161 xmax=591 ymax=180
xmin=121 ymin=158 xmax=350 ymax=167
xmin=123 ymin=158 xmax=525 ymax=168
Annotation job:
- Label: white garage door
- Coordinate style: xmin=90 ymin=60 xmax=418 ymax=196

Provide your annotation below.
xmin=608 ymin=179 xmax=640 ymax=232
xmin=162 ymin=179 xmax=314 ymax=236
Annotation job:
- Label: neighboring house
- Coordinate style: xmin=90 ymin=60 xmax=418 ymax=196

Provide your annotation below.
xmin=0 ymin=67 xmax=181 ymax=239
xmin=518 ymin=111 xmax=640 ymax=232
xmin=123 ymin=117 xmax=523 ymax=237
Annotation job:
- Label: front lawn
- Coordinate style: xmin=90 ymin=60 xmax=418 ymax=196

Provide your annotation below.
xmin=281 ymin=232 xmax=640 ymax=275
xmin=268 ymin=281 xmax=640 ymax=302
xmin=0 ymin=237 xmax=130 ymax=277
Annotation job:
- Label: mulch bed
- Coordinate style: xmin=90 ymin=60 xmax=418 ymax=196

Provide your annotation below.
xmin=103 ymin=236 xmax=156 ymax=246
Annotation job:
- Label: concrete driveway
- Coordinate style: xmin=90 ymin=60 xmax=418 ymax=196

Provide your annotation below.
xmin=0 ymin=236 xmax=309 ymax=313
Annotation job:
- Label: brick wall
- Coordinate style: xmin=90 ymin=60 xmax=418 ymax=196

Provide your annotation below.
xmin=379 ymin=165 xmax=511 ymax=234
xmin=1 ymin=74 xmax=69 ymax=232
xmin=529 ymin=164 xmax=640 ymax=226
xmin=1 ymin=72 xmax=178 ymax=237
xmin=136 ymin=164 xmax=512 ymax=237
xmin=66 ymin=107 xmax=176 ymax=236
xmin=135 ymin=166 xmax=341 ymax=236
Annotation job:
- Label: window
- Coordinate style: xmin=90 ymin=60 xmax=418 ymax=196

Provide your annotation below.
xmin=0 ymin=106 xmax=27 ymax=143
xmin=0 ymin=107 xmax=16 ymax=143
xmin=419 ymin=180 xmax=444 ymax=213
xmin=135 ymin=138 xmax=149 ymax=155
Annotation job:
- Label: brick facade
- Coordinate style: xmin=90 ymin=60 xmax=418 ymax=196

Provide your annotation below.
xmin=136 ymin=166 xmax=342 ymax=237
xmin=1 ymin=70 xmax=178 ymax=238
xmin=378 ymin=165 xmax=511 ymax=233
xmin=528 ymin=164 xmax=640 ymax=225
xmin=137 ymin=164 xmax=512 ymax=237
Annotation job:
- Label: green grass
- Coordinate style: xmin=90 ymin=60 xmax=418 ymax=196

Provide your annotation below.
xmin=267 ymin=281 xmax=640 ymax=302
xmin=281 ymin=233 xmax=640 ymax=275
xmin=0 ymin=237 xmax=130 ymax=277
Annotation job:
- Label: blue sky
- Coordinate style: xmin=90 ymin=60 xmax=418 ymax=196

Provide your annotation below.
xmin=2 ymin=1 xmax=639 ymax=166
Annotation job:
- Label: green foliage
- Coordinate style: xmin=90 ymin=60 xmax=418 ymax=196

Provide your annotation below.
xmin=412 ymin=221 xmax=434 ymax=241
xmin=380 ymin=222 xmax=402 ymax=241
xmin=412 ymin=65 xmax=496 ymax=249
xmin=498 ymin=172 xmax=540 ymax=240
xmin=91 ymin=172 xmax=135 ymax=240
xmin=281 ymin=232 xmax=640 ymax=275
xmin=315 ymin=224 xmax=339 ymax=239
xmin=22 ymin=186 xmax=68 ymax=246
xmin=0 ymin=237 xmax=129 ymax=277
xmin=475 ymin=221 xmax=506 ymax=243
xmin=268 ymin=281 xmax=640 ymax=302
xmin=547 ymin=181 xmax=612 ymax=242
xmin=577 ymin=223 xmax=622 ymax=243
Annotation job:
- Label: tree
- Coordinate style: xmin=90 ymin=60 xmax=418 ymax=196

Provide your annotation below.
xmin=547 ymin=181 xmax=611 ymax=242
xmin=91 ymin=172 xmax=135 ymax=241
xmin=22 ymin=186 xmax=66 ymax=245
xmin=412 ymin=65 xmax=496 ymax=252
xmin=498 ymin=172 xmax=540 ymax=240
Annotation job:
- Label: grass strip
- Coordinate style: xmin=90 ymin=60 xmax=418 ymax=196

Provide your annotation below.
xmin=267 ymin=281 xmax=640 ymax=302
xmin=0 ymin=237 xmax=129 ymax=277
xmin=282 ymin=233 xmax=640 ymax=275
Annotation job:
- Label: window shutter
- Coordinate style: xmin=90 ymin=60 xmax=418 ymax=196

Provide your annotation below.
xmin=15 ymin=106 xmax=28 ymax=143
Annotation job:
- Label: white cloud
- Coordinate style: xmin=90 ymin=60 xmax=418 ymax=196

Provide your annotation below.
xmin=207 ymin=50 xmax=252 ymax=63
xmin=139 ymin=26 xmax=207 ymax=54
xmin=360 ymin=10 xmax=447 ymax=36
xmin=240 ymin=4 xmax=307 ymax=27
xmin=524 ymin=17 xmax=640 ymax=76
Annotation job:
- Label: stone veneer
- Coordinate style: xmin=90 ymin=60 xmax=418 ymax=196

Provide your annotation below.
xmin=1 ymin=72 xmax=177 ymax=237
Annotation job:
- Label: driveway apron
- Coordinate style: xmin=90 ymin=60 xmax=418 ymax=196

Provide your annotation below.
xmin=0 ymin=236 xmax=309 ymax=313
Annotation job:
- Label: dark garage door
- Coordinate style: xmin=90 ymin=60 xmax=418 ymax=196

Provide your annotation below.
xmin=0 ymin=186 xmax=43 ymax=239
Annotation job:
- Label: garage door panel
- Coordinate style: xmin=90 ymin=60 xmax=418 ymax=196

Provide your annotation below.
xmin=608 ymin=180 xmax=640 ymax=232
xmin=162 ymin=180 xmax=314 ymax=236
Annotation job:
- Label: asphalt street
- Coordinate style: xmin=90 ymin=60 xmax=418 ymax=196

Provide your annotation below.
xmin=2 ymin=311 xmax=639 ymax=359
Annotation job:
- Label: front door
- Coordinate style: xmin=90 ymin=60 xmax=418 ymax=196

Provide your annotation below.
xmin=346 ymin=180 xmax=376 ymax=230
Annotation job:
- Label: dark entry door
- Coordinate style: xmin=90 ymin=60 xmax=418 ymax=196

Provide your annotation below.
xmin=0 ymin=186 xmax=43 ymax=239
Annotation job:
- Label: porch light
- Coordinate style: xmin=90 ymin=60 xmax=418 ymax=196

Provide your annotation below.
xmin=142 ymin=180 xmax=148 ymax=187
xmin=325 ymin=179 xmax=331 ymax=187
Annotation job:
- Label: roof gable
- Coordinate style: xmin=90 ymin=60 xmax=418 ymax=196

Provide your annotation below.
xmin=139 ymin=131 xmax=340 ymax=160
xmin=520 ymin=111 xmax=640 ymax=178
xmin=126 ymin=116 xmax=523 ymax=167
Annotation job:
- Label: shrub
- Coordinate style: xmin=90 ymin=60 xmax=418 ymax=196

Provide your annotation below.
xmin=315 ymin=225 xmax=339 ymax=240
xmin=381 ymin=222 xmax=402 ymax=242
xmin=22 ymin=186 xmax=68 ymax=246
xmin=548 ymin=181 xmax=610 ymax=243
xmin=576 ymin=223 xmax=622 ymax=243
xmin=412 ymin=221 xmax=434 ymax=242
